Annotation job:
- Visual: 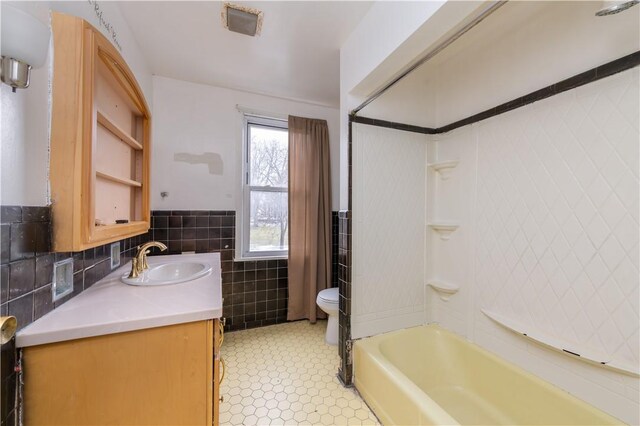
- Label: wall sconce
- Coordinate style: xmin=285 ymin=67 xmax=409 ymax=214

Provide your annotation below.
xmin=1 ymin=4 xmax=50 ymax=92
xmin=0 ymin=316 xmax=17 ymax=344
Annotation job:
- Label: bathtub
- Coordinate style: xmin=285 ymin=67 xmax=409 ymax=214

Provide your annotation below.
xmin=353 ymin=325 xmax=623 ymax=425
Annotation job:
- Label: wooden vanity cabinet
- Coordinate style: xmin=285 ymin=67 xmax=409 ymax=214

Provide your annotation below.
xmin=23 ymin=319 xmax=223 ymax=425
xmin=50 ymin=12 xmax=151 ymax=252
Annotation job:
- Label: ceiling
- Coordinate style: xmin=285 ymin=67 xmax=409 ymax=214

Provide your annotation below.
xmin=118 ymin=1 xmax=373 ymax=107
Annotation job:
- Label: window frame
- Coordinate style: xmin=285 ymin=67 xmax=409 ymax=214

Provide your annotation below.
xmin=239 ymin=113 xmax=289 ymax=260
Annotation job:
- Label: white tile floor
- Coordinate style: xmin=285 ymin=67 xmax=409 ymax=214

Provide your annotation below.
xmin=219 ymin=321 xmax=379 ymax=425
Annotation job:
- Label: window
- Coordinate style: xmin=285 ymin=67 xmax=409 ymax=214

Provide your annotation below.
xmin=240 ymin=114 xmax=288 ymax=258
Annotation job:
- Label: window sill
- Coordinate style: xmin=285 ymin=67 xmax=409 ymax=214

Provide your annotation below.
xmin=234 ymin=254 xmax=288 ymax=262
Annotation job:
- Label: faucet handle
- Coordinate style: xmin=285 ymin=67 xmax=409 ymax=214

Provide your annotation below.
xmin=141 ymin=249 xmax=151 ymax=270
xmin=128 ymin=258 xmax=140 ymax=279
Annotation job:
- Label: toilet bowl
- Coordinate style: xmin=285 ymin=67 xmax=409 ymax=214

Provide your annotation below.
xmin=316 ymin=287 xmax=339 ymax=345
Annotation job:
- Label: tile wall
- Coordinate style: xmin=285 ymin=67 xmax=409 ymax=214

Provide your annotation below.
xmin=351 ymin=123 xmax=427 ymax=340
xmin=0 ymin=207 xmax=340 ymax=423
xmin=337 ymin=211 xmax=352 ymax=386
xmin=340 ymin=55 xmax=640 ymax=398
xmin=338 ymin=117 xmax=354 ymax=386
xmin=147 ymin=210 xmax=340 ymax=332
xmin=147 ymin=210 xmax=289 ymax=331
xmin=428 ymin=67 xmax=639 ymax=424
xmin=331 ymin=211 xmax=339 ymax=289
xmin=0 ymin=205 xmax=148 ymax=425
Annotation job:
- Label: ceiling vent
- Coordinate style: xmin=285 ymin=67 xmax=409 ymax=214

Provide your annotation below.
xmin=221 ymin=3 xmax=263 ymax=37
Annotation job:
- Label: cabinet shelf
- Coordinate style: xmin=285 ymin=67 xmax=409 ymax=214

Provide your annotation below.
xmin=96 ymin=171 xmax=142 ymax=187
xmin=97 ymin=110 xmax=143 ymax=151
xmin=91 ymin=220 xmax=149 ymax=243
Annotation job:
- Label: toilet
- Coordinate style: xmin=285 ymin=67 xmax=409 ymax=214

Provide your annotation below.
xmin=316 ymin=287 xmax=339 ymax=345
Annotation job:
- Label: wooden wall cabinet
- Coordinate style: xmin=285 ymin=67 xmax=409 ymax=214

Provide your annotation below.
xmin=23 ymin=319 xmax=223 ymax=425
xmin=50 ymin=12 xmax=151 ymax=251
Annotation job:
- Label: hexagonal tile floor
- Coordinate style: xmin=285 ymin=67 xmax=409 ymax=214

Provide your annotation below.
xmin=219 ymin=320 xmax=379 ymax=425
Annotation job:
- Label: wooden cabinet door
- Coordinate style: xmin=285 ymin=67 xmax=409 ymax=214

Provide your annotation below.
xmin=213 ymin=319 xmax=222 ymax=426
xmin=24 ymin=321 xmax=213 ymax=425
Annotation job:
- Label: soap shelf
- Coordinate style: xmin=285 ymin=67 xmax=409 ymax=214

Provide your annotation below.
xmin=427 ymin=281 xmax=459 ymax=301
xmin=428 ymin=160 xmax=459 ymax=180
xmin=482 ymin=309 xmax=640 ymax=377
xmin=428 ymin=223 xmax=459 ymax=240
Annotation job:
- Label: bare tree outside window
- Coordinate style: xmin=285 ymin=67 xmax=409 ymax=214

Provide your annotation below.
xmin=247 ymin=123 xmax=288 ymax=252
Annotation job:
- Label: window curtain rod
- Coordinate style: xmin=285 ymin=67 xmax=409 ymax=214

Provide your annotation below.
xmin=236 ymin=104 xmax=288 ymax=122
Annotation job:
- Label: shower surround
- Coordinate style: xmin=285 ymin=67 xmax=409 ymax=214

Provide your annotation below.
xmin=426 ymin=66 xmax=639 ymax=423
xmin=348 ymin=66 xmax=639 ymax=423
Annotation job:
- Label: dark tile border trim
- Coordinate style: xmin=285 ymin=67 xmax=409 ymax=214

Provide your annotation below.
xmin=350 ymin=116 xmax=437 ymax=134
xmin=352 ymin=50 xmax=640 ymax=135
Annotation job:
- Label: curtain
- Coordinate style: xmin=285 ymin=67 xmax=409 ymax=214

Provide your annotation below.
xmin=287 ymin=115 xmax=332 ymax=322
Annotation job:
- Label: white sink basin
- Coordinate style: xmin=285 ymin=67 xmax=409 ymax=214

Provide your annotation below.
xmin=122 ymin=261 xmax=212 ymax=286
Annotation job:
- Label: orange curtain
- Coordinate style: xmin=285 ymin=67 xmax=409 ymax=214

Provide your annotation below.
xmin=287 ymin=116 xmax=332 ymax=322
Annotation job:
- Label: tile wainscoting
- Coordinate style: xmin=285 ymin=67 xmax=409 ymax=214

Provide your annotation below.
xmin=147 ymin=210 xmax=289 ymax=331
xmin=147 ymin=210 xmax=340 ymax=332
xmin=337 ymin=210 xmax=352 ymax=386
xmin=0 ymin=207 xmax=340 ymax=423
xmin=0 ymin=205 xmax=148 ymax=425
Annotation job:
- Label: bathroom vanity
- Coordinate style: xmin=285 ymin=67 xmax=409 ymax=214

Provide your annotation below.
xmin=16 ymin=253 xmax=224 ymax=426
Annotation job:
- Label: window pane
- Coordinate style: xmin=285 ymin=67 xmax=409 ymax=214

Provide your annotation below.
xmin=249 ymin=124 xmax=288 ymax=187
xmin=249 ymin=190 xmax=288 ymax=252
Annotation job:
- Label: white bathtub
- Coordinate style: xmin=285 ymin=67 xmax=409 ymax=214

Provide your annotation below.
xmin=354 ymin=325 xmax=624 ymax=425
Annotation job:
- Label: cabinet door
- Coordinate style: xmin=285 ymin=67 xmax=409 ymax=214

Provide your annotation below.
xmin=213 ymin=319 xmax=223 ymax=426
xmin=24 ymin=321 xmax=212 ymax=425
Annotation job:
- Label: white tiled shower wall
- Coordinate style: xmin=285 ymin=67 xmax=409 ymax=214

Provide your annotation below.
xmin=352 ymin=124 xmax=427 ymax=339
xmin=427 ymin=68 xmax=639 ymax=423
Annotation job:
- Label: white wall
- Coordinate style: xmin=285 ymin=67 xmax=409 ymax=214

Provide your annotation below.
xmin=351 ymin=123 xmax=427 ymax=339
xmin=0 ymin=58 xmax=50 ymax=206
xmin=151 ymin=76 xmax=340 ymax=211
xmin=0 ymin=1 xmax=152 ymax=207
xmin=427 ymin=68 xmax=639 ymax=424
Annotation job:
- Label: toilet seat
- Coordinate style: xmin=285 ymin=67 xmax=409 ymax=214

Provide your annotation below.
xmin=318 ymin=288 xmax=338 ymax=304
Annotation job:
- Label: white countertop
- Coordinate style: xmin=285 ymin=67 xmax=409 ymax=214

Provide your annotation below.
xmin=16 ymin=253 xmax=222 ymax=348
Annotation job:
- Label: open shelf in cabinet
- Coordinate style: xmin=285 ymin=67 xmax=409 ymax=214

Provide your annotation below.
xmin=50 ymin=12 xmax=151 ymax=251
xmin=97 ymin=110 xmax=144 ymax=151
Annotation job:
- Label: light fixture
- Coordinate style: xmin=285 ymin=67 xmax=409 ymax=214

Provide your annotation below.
xmin=595 ymin=0 xmax=640 ymax=16
xmin=0 ymin=316 xmax=17 ymax=344
xmin=1 ymin=4 xmax=50 ymax=91
xmin=221 ymin=3 xmax=263 ymax=37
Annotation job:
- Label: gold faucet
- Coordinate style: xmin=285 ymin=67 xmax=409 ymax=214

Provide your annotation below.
xmin=128 ymin=241 xmax=168 ymax=278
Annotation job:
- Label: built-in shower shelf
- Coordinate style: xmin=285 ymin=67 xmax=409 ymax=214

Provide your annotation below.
xmin=482 ymin=309 xmax=640 ymax=377
xmin=427 ymin=281 xmax=459 ymax=301
xmin=428 ymin=223 xmax=459 ymax=240
xmin=428 ymin=160 xmax=459 ymax=180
